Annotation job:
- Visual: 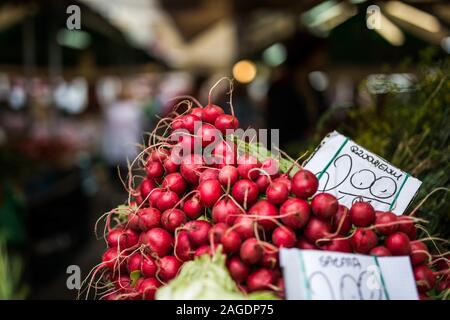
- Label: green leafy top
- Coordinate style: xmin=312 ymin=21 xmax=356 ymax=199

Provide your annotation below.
xmin=156 ymin=247 xmax=278 ymax=300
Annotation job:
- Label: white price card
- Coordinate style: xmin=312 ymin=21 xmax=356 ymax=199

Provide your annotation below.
xmin=304 ymin=131 xmax=422 ymax=215
xmin=280 ymin=249 xmax=419 ymax=300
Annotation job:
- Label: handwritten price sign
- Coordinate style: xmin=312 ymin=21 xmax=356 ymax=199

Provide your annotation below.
xmin=280 ymin=249 xmax=419 ymax=300
xmin=304 ymin=131 xmax=422 ymax=215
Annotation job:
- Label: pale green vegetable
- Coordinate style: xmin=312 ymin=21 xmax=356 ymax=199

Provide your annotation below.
xmin=156 ymin=248 xmax=278 ymax=300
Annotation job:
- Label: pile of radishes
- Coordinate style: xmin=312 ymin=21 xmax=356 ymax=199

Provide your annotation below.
xmin=87 ymin=94 xmax=449 ymax=300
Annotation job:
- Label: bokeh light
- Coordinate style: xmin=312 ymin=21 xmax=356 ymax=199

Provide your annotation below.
xmin=232 ymin=60 xmax=257 ymax=83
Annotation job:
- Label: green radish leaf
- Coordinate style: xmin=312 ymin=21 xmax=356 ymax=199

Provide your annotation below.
xmin=130 ymin=270 xmax=141 ymax=286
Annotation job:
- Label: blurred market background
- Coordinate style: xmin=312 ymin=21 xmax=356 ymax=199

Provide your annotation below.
xmin=0 ymin=0 xmax=449 ymax=299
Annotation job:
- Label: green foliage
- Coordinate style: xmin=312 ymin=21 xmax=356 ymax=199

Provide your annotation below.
xmin=232 ymin=135 xmax=298 ymax=174
xmin=0 ymin=237 xmax=28 ymax=300
xmin=298 ymin=57 xmax=450 ymax=242
xmin=294 ymin=56 xmax=450 ymax=300
xmin=341 ymin=60 xmax=450 ymax=241
xmin=156 ymin=247 xmax=278 ymax=300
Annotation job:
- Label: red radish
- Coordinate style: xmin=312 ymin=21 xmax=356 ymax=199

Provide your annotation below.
xmin=331 ymin=205 xmax=351 ymax=235
xmin=148 ymin=188 xmax=163 ymax=207
xmin=139 ymin=178 xmax=155 ymax=201
xmin=397 ymin=216 xmax=417 ymax=240
xmin=175 ymin=132 xmax=197 ymax=153
xmin=248 ymin=200 xmax=278 ymax=231
xmin=141 ymin=257 xmax=158 ymax=278
xmin=202 ymin=104 xmax=224 ymax=124
xmin=271 ymin=268 xmax=282 ymax=282
xmin=140 ymin=228 xmax=173 ymax=257
xmin=266 ymin=181 xmax=289 ymax=205
xmin=304 ymin=218 xmax=332 ymax=244
xmin=196 ymin=123 xmax=219 ymax=148
xmin=163 ymin=154 xmax=179 ymax=173
xmin=375 ymin=211 xmax=398 ymax=235
xmin=107 ymin=228 xmax=139 ymax=249
xmin=322 ymin=238 xmax=352 ymax=253
xmin=261 ymin=158 xmax=279 ymax=177
xmin=161 ymin=209 xmax=186 ymax=232
xmin=129 ymin=200 xmax=138 ymax=208
xmin=181 ymin=114 xmax=201 ymax=133
xmin=434 ymin=254 xmax=450 ymax=271
xmin=191 ymin=107 xmax=203 ymax=119
xmin=198 ymin=179 xmax=223 ymax=207
xmin=127 ymin=253 xmax=157 ymax=278
xmin=194 ymin=245 xmax=216 ymax=257
xmin=296 ymin=237 xmax=318 ymax=250
xmin=150 ymin=148 xmax=169 ymax=163
xmin=272 ymin=226 xmax=296 ymax=248
xmin=247 ymin=268 xmax=274 ymax=292
xmin=209 ymin=223 xmax=229 ymax=244
xmin=370 ymin=246 xmax=392 ymax=257
xmin=114 ymin=275 xmax=131 ymax=291
xmin=413 ymin=265 xmax=436 ymax=293
xmin=350 ymin=228 xmax=378 ymax=254
xmin=226 ymin=256 xmax=250 ymax=283
xmin=180 ymin=154 xmax=203 ymax=184
xmin=237 ymin=154 xmax=260 ymax=180
xmin=174 ymin=231 xmax=193 ymax=262
xmin=349 ymin=201 xmax=375 ymax=227
xmin=182 ymin=196 xmax=203 ymax=219
xmin=280 ymin=198 xmax=311 ymax=229
xmin=233 ymin=216 xmax=257 ymax=240
xmin=156 ymin=190 xmax=179 ymax=211
xmin=260 ymin=250 xmax=279 ymax=269
xmin=385 ymin=232 xmax=411 ymax=256
xmin=255 ymin=175 xmax=270 ymax=193
xmin=436 ymin=279 xmax=450 ymax=293
xmin=311 ymin=193 xmax=338 ymax=220
xmin=273 ymin=175 xmax=291 ymax=192
xmin=138 ymin=208 xmax=161 ymax=231
xmin=214 ymin=114 xmax=239 ymax=134
xmin=162 ymin=173 xmax=187 ymax=196
xmin=276 ymin=278 xmax=285 ymax=299
xmin=127 ymin=211 xmax=140 ymax=231
xmin=212 ymin=198 xmax=242 ymax=225
xmin=218 ymin=165 xmax=239 ymax=186
xmin=291 ymin=170 xmax=318 ymax=199
xmin=135 ymin=193 xmax=144 ymax=205
xmin=138 ymin=278 xmax=160 ymax=300
xmin=171 ymin=115 xmax=185 ymax=131
xmin=419 ymin=293 xmax=430 ymax=300
xmin=158 ymin=255 xmax=182 ymax=282
xmin=185 ymin=220 xmax=212 ymax=247
xmin=231 ymin=179 xmax=259 ymax=206
xmin=199 ymin=168 xmax=219 ymax=184
xmin=102 ymin=248 xmax=126 ymax=271
xmin=410 ymin=241 xmax=429 ymax=265
xmin=240 ymin=238 xmax=263 ymax=265
xmin=212 ymin=140 xmax=237 ymax=167
xmin=146 ymin=161 xmax=164 ymax=178
xmin=375 ymin=211 xmax=383 ymax=220
xmin=221 ymin=230 xmax=242 ymax=253
xmin=174 ymin=133 xmax=197 ymax=154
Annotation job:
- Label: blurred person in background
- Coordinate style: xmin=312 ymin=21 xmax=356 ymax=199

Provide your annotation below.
xmin=267 ymin=67 xmax=310 ymax=148
xmin=266 ymin=36 xmax=328 ymax=150
xmin=101 ymin=81 xmax=143 ymax=190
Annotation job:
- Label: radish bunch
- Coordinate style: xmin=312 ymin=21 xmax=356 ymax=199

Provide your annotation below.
xmin=86 ymin=91 xmax=449 ymax=300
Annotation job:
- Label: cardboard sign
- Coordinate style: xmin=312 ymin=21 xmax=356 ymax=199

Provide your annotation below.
xmin=280 ymin=249 xmax=419 ymax=300
xmin=304 ymin=131 xmax=422 ymax=215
